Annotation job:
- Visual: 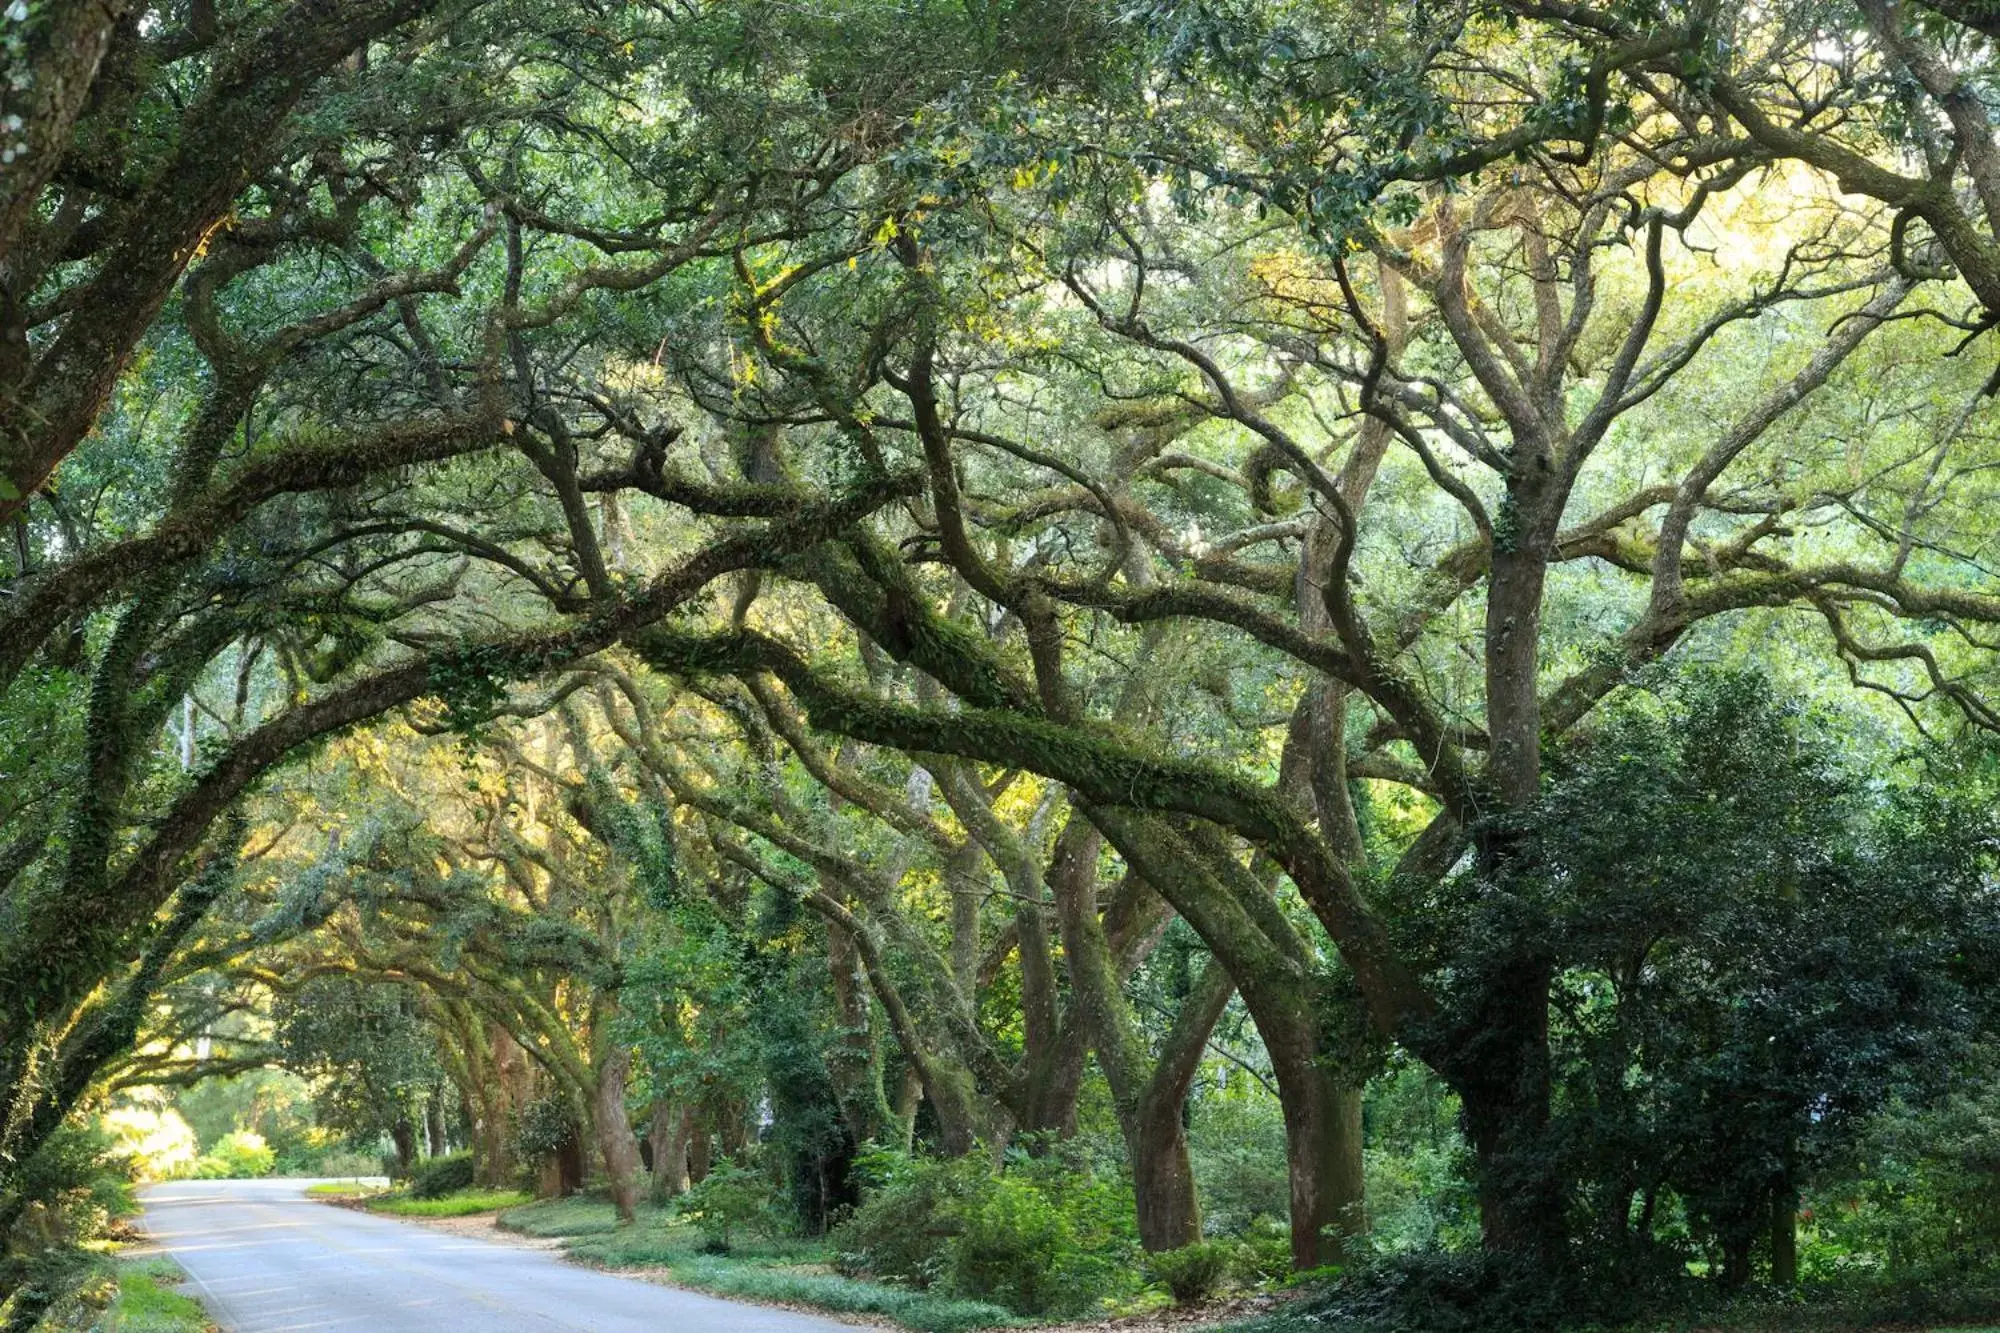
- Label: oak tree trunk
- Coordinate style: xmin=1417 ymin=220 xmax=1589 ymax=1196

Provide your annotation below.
xmin=594 ymin=1046 xmax=644 ymax=1224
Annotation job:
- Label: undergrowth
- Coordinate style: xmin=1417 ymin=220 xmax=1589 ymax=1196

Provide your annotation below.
xmin=498 ymin=1196 xmax=1015 ymax=1332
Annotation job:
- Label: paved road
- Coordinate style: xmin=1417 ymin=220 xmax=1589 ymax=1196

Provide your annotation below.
xmin=139 ymin=1178 xmax=874 ymax=1332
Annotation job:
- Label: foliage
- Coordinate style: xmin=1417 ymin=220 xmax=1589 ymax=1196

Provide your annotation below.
xmin=0 ymin=1126 xmax=140 ymax=1331
xmin=1504 ymin=670 xmax=2000 ymax=1271
xmin=1146 ymin=1239 xmax=1237 ymax=1303
xmin=18 ymin=0 xmax=2000 ymax=1320
xmin=98 ymin=1106 xmax=197 ymax=1183
xmin=178 ymin=1131 xmax=275 ymax=1180
xmin=1188 ymin=1087 xmax=1290 ymax=1239
xmin=512 ymin=1095 xmax=581 ymax=1166
xmin=303 ymin=1181 xmax=384 ymax=1198
xmin=4 ymin=1123 xmax=137 ymax=1247
xmin=1800 ymin=1053 xmax=2000 ymax=1283
xmin=834 ymin=1146 xmax=1140 ymax=1317
xmin=833 ymin=1149 xmax=985 ymax=1289
xmin=408 ymin=1152 xmax=476 ymax=1201
xmin=675 ymin=1159 xmax=781 ymax=1252
xmin=273 ymin=978 xmax=444 ymax=1153
xmin=499 ymin=1196 xmax=1014 ymax=1333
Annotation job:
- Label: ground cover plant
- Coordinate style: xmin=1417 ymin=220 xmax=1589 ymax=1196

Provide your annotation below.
xmin=499 ymin=1195 xmax=1015 ymax=1333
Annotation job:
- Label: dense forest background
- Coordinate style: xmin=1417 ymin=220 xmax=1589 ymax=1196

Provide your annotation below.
xmin=10 ymin=0 xmax=2000 ymax=1328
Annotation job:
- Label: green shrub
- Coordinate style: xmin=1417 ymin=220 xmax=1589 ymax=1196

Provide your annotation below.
xmin=199 ymin=1130 xmax=275 ymax=1178
xmin=832 ymin=1149 xmax=982 ymax=1288
xmin=833 ymin=1145 xmax=1138 ymax=1318
xmin=1233 ymin=1215 xmax=1295 ymax=1285
xmin=1190 ymin=1091 xmax=1291 ymax=1239
xmin=946 ymin=1174 xmax=1082 ymax=1316
xmin=312 ymin=1148 xmax=383 ymax=1177
xmin=946 ymin=1162 xmax=1138 ymax=1317
xmin=1146 ymin=1239 xmax=1237 ymax=1303
xmin=676 ymin=1159 xmax=777 ymax=1252
xmin=409 ymin=1151 xmax=476 ymax=1199
xmin=9 ymin=1123 xmax=138 ymax=1250
xmin=514 ymin=1094 xmax=579 ymax=1163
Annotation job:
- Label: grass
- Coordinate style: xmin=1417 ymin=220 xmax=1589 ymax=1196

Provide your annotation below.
xmin=101 ymin=1256 xmax=211 ymax=1331
xmin=497 ymin=1196 xmax=1016 ymax=1333
xmin=303 ymin=1180 xmax=384 ymax=1198
xmin=365 ymin=1188 xmax=532 ymax=1217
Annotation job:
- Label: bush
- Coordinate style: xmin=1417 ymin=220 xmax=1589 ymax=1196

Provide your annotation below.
xmin=515 ymin=1094 xmax=579 ymax=1163
xmin=676 ymin=1159 xmax=778 ymax=1252
xmin=1189 ymin=1090 xmax=1291 ymax=1239
xmin=833 ymin=1145 xmax=1138 ymax=1318
xmin=833 ymin=1149 xmax=983 ymax=1288
xmin=182 ymin=1130 xmax=275 ymax=1179
xmin=1233 ymin=1214 xmax=1294 ymax=1285
xmin=1147 ymin=1239 xmax=1237 ymax=1304
xmin=1278 ymin=1249 xmax=1683 ymax=1333
xmin=409 ymin=1151 xmax=476 ymax=1199
xmin=9 ymin=1124 xmax=138 ymax=1249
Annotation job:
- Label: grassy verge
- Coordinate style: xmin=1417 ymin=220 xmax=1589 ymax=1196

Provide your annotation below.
xmin=365 ymin=1188 xmax=532 ymax=1217
xmin=100 ymin=1255 xmax=211 ymax=1331
xmin=303 ymin=1180 xmax=384 ymax=1198
xmin=498 ymin=1197 xmax=1015 ymax=1333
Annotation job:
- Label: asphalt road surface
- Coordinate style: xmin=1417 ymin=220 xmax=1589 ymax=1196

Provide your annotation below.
xmin=139 ymin=1178 xmax=875 ymax=1332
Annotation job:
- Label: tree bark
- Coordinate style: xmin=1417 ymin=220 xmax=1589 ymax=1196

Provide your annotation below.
xmin=1130 ymin=961 xmax=1235 ymax=1251
xmin=1451 ymin=957 xmax=1561 ymax=1258
xmin=1051 ymin=815 xmax=1228 ymax=1251
xmin=687 ymin=1119 xmax=712 ymax=1183
xmin=390 ymin=1118 xmax=417 ymax=1179
xmin=424 ymin=1093 xmax=447 ymax=1158
xmin=595 ymin=1046 xmax=644 ymax=1223
xmin=1770 ymin=1186 xmax=1798 ymax=1287
xmin=826 ymin=926 xmax=888 ymax=1142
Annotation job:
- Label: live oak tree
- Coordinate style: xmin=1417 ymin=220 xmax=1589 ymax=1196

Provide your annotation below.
xmin=11 ymin=0 xmax=2000 ymax=1308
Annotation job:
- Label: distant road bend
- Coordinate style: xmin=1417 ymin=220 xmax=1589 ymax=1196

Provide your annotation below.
xmin=140 ymin=1178 xmax=874 ymax=1332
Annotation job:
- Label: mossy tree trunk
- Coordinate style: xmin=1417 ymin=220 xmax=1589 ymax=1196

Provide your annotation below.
xmin=594 ymin=1044 xmax=644 ymax=1224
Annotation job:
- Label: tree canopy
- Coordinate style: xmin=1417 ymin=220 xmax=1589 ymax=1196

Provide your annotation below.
xmin=10 ymin=0 xmax=2000 ymax=1325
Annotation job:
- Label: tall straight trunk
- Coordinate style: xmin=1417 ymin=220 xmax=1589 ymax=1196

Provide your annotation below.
xmin=1463 ymin=463 xmax=1570 ymax=1253
xmin=557 ymin=1131 xmax=586 ymax=1195
xmin=1484 ymin=541 xmax=1554 ymax=811
xmin=1020 ymin=1020 xmax=1089 ymax=1139
xmin=718 ymin=1097 xmax=750 ymax=1158
xmin=478 ymin=1024 xmax=531 ymax=1187
xmin=594 ymin=1046 xmax=644 ymax=1224
xmin=687 ymin=1121 xmax=712 ymax=1184
xmin=1014 ymin=900 xmax=1061 ymax=1098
